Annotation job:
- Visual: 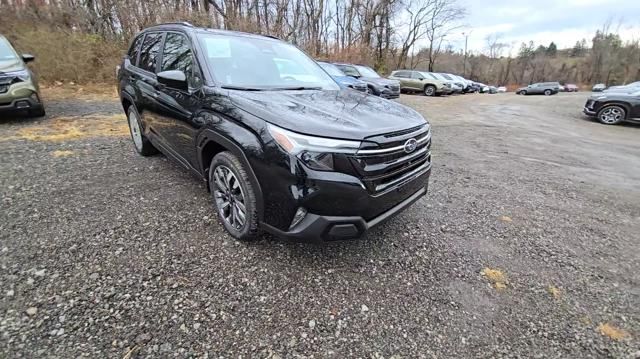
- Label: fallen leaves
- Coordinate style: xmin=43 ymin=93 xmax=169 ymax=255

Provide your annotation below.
xmin=597 ymin=323 xmax=630 ymax=341
xmin=548 ymin=285 xmax=561 ymax=299
xmin=481 ymin=268 xmax=508 ymax=290
xmin=499 ymin=215 xmax=513 ymax=222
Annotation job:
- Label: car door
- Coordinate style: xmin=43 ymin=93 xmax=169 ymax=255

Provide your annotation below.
xmin=410 ymin=71 xmax=425 ymax=90
xmin=154 ymin=31 xmax=205 ymax=170
xmin=630 ymin=94 xmax=640 ymax=119
xmin=133 ymin=32 xmax=165 ymax=140
xmin=392 ymin=71 xmax=411 ymax=90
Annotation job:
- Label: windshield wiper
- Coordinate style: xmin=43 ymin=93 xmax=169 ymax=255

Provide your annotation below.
xmin=221 ymin=85 xmax=266 ymax=91
xmin=268 ymin=86 xmax=323 ymax=91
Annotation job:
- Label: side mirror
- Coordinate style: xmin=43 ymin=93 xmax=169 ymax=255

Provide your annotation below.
xmin=22 ymin=54 xmax=35 ymax=63
xmin=157 ymin=70 xmax=188 ymax=91
xmin=418 ymin=77 xmax=424 ymax=81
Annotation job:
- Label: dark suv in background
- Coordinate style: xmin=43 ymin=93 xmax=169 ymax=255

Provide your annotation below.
xmin=516 ymin=82 xmax=560 ymax=96
xmin=334 ymin=63 xmax=400 ymax=99
xmin=117 ymin=22 xmax=432 ymax=242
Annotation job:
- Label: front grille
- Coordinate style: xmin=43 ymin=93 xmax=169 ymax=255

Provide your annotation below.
xmin=388 ymin=84 xmax=400 ymax=92
xmin=349 ymin=126 xmax=431 ymax=194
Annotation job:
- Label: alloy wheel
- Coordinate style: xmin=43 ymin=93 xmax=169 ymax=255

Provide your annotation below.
xmin=599 ymin=107 xmax=624 ymax=124
xmin=213 ymin=165 xmax=247 ymax=230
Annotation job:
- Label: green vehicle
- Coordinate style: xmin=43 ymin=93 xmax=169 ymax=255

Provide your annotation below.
xmin=0 ymin=35 xmax=45 ymax=117
xmin=388 ymin=70 xmax=452 ymax=96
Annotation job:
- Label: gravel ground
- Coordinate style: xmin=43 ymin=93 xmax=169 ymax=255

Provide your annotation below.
xmin=0 ymin=90 xmax=638 ymax=358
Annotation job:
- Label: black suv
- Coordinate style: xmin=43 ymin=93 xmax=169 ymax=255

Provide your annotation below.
xmin=117 ymin=23 xmax=432 ymax=242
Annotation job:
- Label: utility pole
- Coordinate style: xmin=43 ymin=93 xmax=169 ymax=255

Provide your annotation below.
xmin=462 ymin=32 xmax=469 ymax=77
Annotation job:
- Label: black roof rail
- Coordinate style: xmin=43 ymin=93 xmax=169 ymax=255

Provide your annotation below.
xmin=262 ymin=34 xmax=280 ymax=40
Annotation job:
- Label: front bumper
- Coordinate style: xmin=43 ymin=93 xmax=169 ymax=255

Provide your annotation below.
xmin=260 ymin=162 xmax=431 ymax=242
xmin=583 ymin=107 xmax=597 ymax=116
xmin=0 ymin=83 xmax=42 ymax=114
xmin=583 ymin=100 xmax=597 ymax=116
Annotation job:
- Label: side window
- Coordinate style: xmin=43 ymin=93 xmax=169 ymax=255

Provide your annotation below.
xmin=161 ymin=32 xmax=201 ymax=88
xmin=127 ymin=35 xmax=144 ymax=66
xmin=411 ymin=72 xmax=423 ymax=79
xmin=394 ymin=71 xmax=409 ymax=78
xmin=138 ymin=33 xmax=163 ymax=73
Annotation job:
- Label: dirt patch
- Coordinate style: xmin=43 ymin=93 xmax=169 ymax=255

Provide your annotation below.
xmin=598 ymin=323 xmax=631 ymax=341
xmin=51 ymin=150 xmax=75 ymax=157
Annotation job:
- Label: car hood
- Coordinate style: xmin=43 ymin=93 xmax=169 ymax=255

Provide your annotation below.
xmin=358 ymin=77 xmax=398 ymax=87
xmin=0 ymin=59 xmax=25 ymax=74
xmin=228 ymin=89 xmax=426 ymax=140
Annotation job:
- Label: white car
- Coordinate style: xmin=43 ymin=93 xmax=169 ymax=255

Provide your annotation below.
xmin=497 ymin=86 xmax=507 ymax=93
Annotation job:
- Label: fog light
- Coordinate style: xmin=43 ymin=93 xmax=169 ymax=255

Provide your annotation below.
xmin=289 ymin=207 xmax=307 ymax=230
xmin=16 ymin=100 xmax=30 ymax=109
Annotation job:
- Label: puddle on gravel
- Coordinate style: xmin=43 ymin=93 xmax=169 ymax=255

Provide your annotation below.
xmin=0 ymin=114 xmax=128 ymax=142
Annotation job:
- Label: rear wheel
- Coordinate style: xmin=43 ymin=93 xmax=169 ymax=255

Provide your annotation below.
xmin=597 ymin=105 xmax=626 ymax=125
xmin=424 ymin=85 xmax=436 ymax=97
xmin=210 ymin=152 xmax=259 ymax=241
xmin=518 ymin=90 xmax=526 ymax=95
xmin=126 ymin=106 xmax=158 ymax=156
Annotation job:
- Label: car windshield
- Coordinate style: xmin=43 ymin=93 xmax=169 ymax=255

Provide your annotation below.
xmin=420 ymin=72 xmax=438 ymax=80
xmin=0 ymin=38 xmax=18 ymax=61
xmin=440 ymin=73 xmax=454 ymax=81
xmin=197 ymin=33 xmax=339 ymax=90
xmin=318 ymin=62 xmax=346 ymax=77
xmin=354 ymin=65 xmax=380 ymax=78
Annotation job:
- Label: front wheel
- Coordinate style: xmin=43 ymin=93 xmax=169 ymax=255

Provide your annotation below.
xmin=424 ymin=85 xmax=436 ymax=97
xmin=544 ymin=89 xmax=552 ymax=96
xmin=597 ymin=105 xmax=626 ymax=125
xmin=210 ymin=152 xmax=259 ymax=241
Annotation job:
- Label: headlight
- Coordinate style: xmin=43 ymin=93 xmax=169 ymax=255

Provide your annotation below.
xmin=11 ymin=69 xmax=31 ymax=84
xmin=267 ymin=124 xmax=361 ymax=171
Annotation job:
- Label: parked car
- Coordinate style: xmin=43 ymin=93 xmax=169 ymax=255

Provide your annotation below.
xmin=565 ymin=84 xmax=578 ymax=92
xmin=334 ymin=63 xmax=400 ymax=99
xmin=469 ymin=82 xmax=483 ymax=93
xmin=497 ymin=86 xmax=507 ymax=93
xmin=583 ymin=90 xmax=640 ymax=125
xmin=592 ymin=83 xmax=606 ymax=92
xmin=516 ymin=82 xmax=560 ymax=96
xmin=117 ymin=22 xmax=432 ymax=242
xmin=317 ymin=61 xmax=367 ymax=93
xmin=604 ymin=81 xmax=640 ymax=93
xmin=558 ymin=84 xmax=565 ymax=92
xmin=0 ymin=34 xmax=45 ymax=117
xmin=439 ymin=73 xmax=468 ymax=93
xmin=388 ymin=70 xmax=452 ymax=96
xmin=485 ymin=86 xmax=498 ymax=94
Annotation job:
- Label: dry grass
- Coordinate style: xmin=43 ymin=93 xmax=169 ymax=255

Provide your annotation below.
xmin=547 ymin=285 xmax=561 ymax=299
xmin=51 ymin=150 xmax=75 ymax=157
xmin=0 ymin=114 xmax=128 ymax=143
xmin=41 ymin=83 xmax=118 ymax=102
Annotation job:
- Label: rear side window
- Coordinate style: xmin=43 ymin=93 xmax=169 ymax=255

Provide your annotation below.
xmin=138 ymin=33 xmax=163 ymax=73
xmin=393 ymin=71 xmax=410 ymax=78
xmin=128 ymin=35 xmax=143 ymax=66
xmin=161 ymin=32 xmax=201 ymax=87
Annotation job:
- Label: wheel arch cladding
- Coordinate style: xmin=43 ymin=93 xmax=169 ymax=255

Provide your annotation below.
xmin=197 ymin=129 xmax=265 ymax=221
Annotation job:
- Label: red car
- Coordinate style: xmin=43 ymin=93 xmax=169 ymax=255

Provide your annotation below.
xmin=565 ymin=84 xmax=579 ymax=92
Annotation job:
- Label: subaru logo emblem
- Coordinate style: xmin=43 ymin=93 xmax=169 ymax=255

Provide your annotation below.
xmin=404 ymin=138 xmax=417 ymax=153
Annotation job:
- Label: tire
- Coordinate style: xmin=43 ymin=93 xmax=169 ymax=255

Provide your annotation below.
xmin=28 ymin=106 xmax=45 ymax=117
xmin=544 ymin=89 xmax=552 ymax=96
xmin=423 ymin=85 xmax=436 ymax=97
xmin=518 ymin=90 xmax=526 ymax=95
xmin=209 ymin=152 xmax=259 ymax=241
xmin=596 ymin=105 xmax=626 ymax=125
xmin=126 ymin=105 xmax=158 ymax=156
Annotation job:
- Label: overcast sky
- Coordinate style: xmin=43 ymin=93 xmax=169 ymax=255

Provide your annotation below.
xmin=448 ymin=0 xmax=640 ymax=55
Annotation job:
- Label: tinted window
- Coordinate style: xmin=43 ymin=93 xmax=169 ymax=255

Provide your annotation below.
xmin=354 ymin=65 xmax=380 ymax=78
xmin=128 ymin=35 xmax=143 ymax=66
xmin=161 ymin=32 xmax=201 ymax=87
xmin=393 ymin=71 xmax=410 ymax=78
xmin=422 ymin=72 xmax=438 ymax=80
xmin=139 ymin=33 xmax=163 ymax=73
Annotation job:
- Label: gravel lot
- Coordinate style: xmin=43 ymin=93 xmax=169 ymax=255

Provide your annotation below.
xmin=1 ymin=89 xmax=638 ymax=358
